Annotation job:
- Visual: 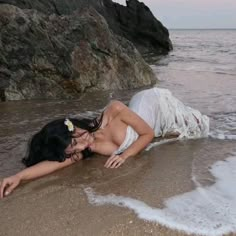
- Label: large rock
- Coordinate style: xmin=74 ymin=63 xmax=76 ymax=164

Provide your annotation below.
xmin=0 ymin=4 xmax=156 ymax=101
xmin=0 ymin=0 xmax=172 ymax=55
xmin=98 ymin=0 xmax=173 ymax=54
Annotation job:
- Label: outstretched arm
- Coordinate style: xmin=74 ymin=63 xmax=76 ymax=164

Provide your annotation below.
xmin=104 ymin=101 xmax=154 ymax=168
xmin=0 ymin=157 xmax=76 ymax=198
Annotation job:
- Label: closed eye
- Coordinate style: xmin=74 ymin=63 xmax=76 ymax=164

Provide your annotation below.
xmin=78 ymin=131 xmax=87 ymax=137
xmin=72 ymin=131 xmax=87 ymax=139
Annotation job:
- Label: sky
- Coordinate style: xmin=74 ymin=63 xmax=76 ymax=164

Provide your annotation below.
xmin=112 ymin=0 xmax=236 ymax=29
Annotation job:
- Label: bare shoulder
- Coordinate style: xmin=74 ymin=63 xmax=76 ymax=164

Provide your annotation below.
xmin=102 ymin=100 xmax=127 ymax=126
xmin=109 ymin=100 xmax=127 ymax=111
xmin=105 ymin=100 xmax=127 ymax=116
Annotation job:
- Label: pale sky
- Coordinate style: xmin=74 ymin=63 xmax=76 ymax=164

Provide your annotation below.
xmin=112 ymin=0 xmax=236 ymax=29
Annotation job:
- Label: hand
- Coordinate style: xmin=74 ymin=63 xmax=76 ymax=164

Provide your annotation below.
xmin=70 ymin=151 xmax=83 ymax=162
xmin=104 ymin=154 xmax=126 ymax=168
xmin=0 ymin=175 xmax=21 ymax=199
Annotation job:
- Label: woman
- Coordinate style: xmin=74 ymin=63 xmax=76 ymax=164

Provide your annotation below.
xmin=0 ymin=87 xmax=209 ymax=198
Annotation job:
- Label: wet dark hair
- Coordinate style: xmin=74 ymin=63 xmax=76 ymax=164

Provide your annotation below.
xmin=22 ymin=114 xmax=103 ymax=167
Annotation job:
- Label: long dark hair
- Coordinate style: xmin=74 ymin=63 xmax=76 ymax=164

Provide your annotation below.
xmin=22 ymin=114 xmax=103 ymax=167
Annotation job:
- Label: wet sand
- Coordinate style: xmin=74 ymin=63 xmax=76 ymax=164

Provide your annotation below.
xmin=1 ymin=139 xmax=235 ymax=236
xmin=1 ymin=29 xmax=236 ymax=235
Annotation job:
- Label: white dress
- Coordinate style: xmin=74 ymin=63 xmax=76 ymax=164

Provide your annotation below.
xmin=115 ymin=87 xmax=210 ymax=154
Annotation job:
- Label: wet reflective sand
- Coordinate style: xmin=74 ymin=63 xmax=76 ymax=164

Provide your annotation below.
xmin=1 ymin=29 xmax=236 ymax=235
xmin=1 ymin=138 xmax=235 ymax=236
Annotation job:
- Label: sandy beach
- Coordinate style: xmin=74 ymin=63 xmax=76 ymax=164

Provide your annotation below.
xmin=1 ymin=139 xmax=235 ymax=236
xmin=1 ymin=29 xmax=236 ymax=236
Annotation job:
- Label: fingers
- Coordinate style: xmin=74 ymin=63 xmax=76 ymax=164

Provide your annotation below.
xmin=71 ymin=152 xmax=82 ymax=162
xmin=0 ymin=179 xmax=10 ymax=199
xmin=0 ymin=176 xmax=20 ymax=199
xmin=104 ymin=154 xmax=116 ymax=168
xmin=104 ymin=155 xmax=125 ymax=168
xmin=0 ymin=180 xmax=6 ymax=198
xmin=4 ymin=181 xmax=18 ymax=197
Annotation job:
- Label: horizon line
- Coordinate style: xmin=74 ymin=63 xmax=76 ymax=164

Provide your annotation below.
xmin=169 ymin=28 xmax=236 ymax=30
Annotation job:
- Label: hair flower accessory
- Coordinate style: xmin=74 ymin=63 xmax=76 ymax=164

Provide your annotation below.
xmin=64 ymin=118 xmax=74 ymax=132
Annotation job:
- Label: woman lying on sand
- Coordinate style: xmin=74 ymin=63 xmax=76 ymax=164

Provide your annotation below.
xmin=0 ymin=87 xmax=209 ymax=198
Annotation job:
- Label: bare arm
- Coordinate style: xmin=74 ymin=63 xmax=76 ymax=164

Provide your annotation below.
xmin=17 ymin=158 xmax=76 ymax=180
xmin=105 ymin=101 xmax=154 ymax=168
xmin=0 ymin=158 xmax=76 ymax=198
xmin=119 ymin=105 xmax=154 ymax=159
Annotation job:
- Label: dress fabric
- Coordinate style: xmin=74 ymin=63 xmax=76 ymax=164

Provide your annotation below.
xmin=114 ymin=87 xmax=210 ymax=154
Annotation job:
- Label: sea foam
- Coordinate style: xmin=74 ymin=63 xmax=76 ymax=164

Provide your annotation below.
xmin=209 ymin=132 xmax=236 ymax=140
xmin=84 ymin=153 xmax=236 ymax=236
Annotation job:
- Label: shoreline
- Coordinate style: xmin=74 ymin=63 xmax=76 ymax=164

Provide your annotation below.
xmin=1 ymin=139 xmax=235 ymax=236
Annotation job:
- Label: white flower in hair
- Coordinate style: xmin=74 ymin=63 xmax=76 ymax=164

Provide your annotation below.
xmin=64 ymin=118 xmax=74 ymax=132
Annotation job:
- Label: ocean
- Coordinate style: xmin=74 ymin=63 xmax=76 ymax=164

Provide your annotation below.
xmin=151 ymin=29 xmax=236 ymax=140
xmin=0 ymin=29 xmax=236 ymax=235
xmin=85 ymin=29 xmax=236 ymax=235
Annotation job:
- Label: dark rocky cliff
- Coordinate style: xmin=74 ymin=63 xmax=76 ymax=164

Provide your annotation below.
xmin=0 ymin=0 xmax=172 ymax=55
xmin=0 ymin=0 xmax=172 ymax=101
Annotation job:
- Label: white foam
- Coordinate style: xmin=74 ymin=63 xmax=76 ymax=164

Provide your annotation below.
xmin=209 ymin=132 xmax=236 ymax=140
xmin=145 ymin=137 xmax=179 ymax=151
xmin=84 ymin=153 xmax=236 ymax=236
xmin=145 ymin=135 xmax=205 ymax=151
xmin=209 ymin=111 xmax=236 ymax=140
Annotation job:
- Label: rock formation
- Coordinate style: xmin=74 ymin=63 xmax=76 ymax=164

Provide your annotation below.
xmin=0 ymin=0 xmax=172 ymax=55
xmin=97 ymin=0 xmax=173 ymax=54
xmin=0 ymin=0 xmax=172 ymax=101
xmin=0 ymin=4 xmax=156 ymax=100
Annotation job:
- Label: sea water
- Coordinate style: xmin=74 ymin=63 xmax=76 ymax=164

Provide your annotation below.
xmin=84 ymin=29 xmax=236 ymax=235
xmin=0 ymin=29 xmax=236 ymax=235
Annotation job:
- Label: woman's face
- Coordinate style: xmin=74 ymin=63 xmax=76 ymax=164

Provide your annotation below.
xmin=65 ymin=127 xmax=93 ymax=158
